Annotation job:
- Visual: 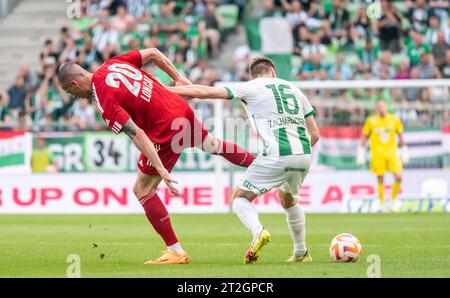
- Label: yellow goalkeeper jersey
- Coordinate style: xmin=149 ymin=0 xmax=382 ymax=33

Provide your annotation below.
xmin=362 ymin=113 xmax=403 ymax=157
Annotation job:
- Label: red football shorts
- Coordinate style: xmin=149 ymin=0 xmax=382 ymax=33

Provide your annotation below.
xmin=138 ymin=109 xmax=209 ymax=176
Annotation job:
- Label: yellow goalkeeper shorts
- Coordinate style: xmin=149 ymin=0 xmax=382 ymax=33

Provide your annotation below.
xmin=370 ymin=154 xmax=403 ymax=176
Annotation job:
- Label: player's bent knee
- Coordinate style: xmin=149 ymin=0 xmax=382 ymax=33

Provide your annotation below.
xmin=133 ymin=180 xmax=158 ymax=199
xmin=231 ymin=188 xmax=257 ymax=202
xmin=377 ymin=176 xmax=384 ymax=183
xmin=394 ymin=174 xmax=402 ymax=182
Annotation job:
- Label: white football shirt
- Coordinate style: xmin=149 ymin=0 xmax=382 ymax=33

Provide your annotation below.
xmin=225 ymin=77 xmax=315 ymax=156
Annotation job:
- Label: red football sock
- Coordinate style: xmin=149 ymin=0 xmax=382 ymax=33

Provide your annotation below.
xmin=215 ymin=140 xmax=255 ymax=168
xmin=139 ymin=193 xmax=178 ymax=246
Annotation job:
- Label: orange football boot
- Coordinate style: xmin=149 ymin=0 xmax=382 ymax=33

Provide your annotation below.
xmin=144 ymin=250 xmax=189 ymax=265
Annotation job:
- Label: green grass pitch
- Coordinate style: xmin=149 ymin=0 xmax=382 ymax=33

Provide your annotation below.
xmin=0 ymin=213 xmax=449 ymax=277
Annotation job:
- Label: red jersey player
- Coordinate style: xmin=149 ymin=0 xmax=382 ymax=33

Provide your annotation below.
xmin=57 ymin=48 xmax=255 ymax=264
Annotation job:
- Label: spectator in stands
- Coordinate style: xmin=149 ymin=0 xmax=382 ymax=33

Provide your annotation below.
xmin=13 ymin=110 xmax=32 ymax=131
xmin=154 ymin=2 xmax=179 ymax=36
xmin=395 ymin=59 xmax=412 ymax=80
xmin=58 ymin=27 xmax=71 ymax=53
xmin=77 ymin=37 xmax=97 ymax=68
xmin=111 ymin=4 xmax=135 ymax=34
xmin=401 ymin=68 xmax=426 ymax=102
xmin=7 ymin=76 xmax=27 ymax=113
xmin=301 ymin=32 xmax=327 ymax=61
xmin=319 ymin=18 xmax=332 ymax=45
xmin=356 ymin=38 xmax=380 ymax=72
xmin=86 ymin=0 xmax=105 ymax=17
xmin=189 ymin=59 xmax=208 ymax=83
xmin=326 ymin=0 xmax=350 ymax=43
xmin=424 ymin=71 xmax=449 ymax=104
xmin=119 ymin=21 xmax=144 ymax=52
xmin=439 ymin=49 xmax=450 ymax=78
xmin=293 ymin=24 xmax=309 ymax=56
xmin=432 ymin=31 xmax=450 ymax=68
xmin=0 ymin=92 xmax=11 ymax=126
xmin=72 ymin=5 xmax=96 ymax=41
xmin=302 ymin=1 xmax=325 ymax=31
xmin=300 ymin=53 xmax=328 ymax=81
xmin=417 ymin=52 xmax=439 ymax=79
xmin=36 ymin=113 xmax=57 ymax=132
xmin=407 ymin=0 xmax=431 ymax=35
xmin=126 ymin=0 xmax=150 ymax=20
xmin=372 ymin=50 xmax=396 ymax=79
xmin=429 ymin=0 xmax=449 ymax=20
xmin=280 ymin=0 xmax=307 ymax=29
xmin=407 ymin=31 xmax=431 ymax=66
xmin=200 ymin=1 xmax=223 ymax=58
xmin=31 ymin=136 xmax=57 ymax=173
xmin=182 ymin=2 xmax=201 ymax=55
xmin=377 ymin=0 xmax=402 ymax=53
xmin=59 ymin=38 xmax=78 ymax=63
xmin=351 ymin=7 xmax=372 ymax=41
xmin=424 ymin=14 xmax=448 ymax=45
xmin=71 ymin=97 xmax=96 ymax=130
xmin=226 ymin=44 xmax=250 ymax=81
xmin=19 ymin=65 xmax=39 ymax=92
xmin=92 ymin=17 xmax=120 ymax=61
xmin=109 ymin=0 xmax=128 ymax=15
xmin=3 ymin=0 xmax=449 ymax=133
xmin=262 ymin=0 xmax=281 ymax=18
xmin=329 ymin=53 xmax=353 ymax=80
xmin=42 ymin=39 xmax=59 ymax=65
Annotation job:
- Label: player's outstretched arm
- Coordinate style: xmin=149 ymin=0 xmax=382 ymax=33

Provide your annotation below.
xmin=139 ymin=48 xmax=190 ymax=85
xmin=122 ymin=118 xmax=180 ymax=196
xmin=167 ymin=85 xmax=229 ymax=99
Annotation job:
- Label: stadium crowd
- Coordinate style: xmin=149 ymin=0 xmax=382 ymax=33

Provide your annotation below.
xmin=0 ymin=0 xmax=244 ymax=131
xmin=0 ymin=0 xmax=449 ymax=132
xmin=255 ymin=0 xmax=449 ymax=126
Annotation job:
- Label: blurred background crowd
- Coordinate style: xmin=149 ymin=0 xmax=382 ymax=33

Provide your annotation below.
xmin=0 ymin=0 xmax=449 ymax=132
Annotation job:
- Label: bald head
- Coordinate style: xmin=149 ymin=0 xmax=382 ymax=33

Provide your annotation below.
xmin=375 ymin=100 xmax=388 ymax=117
xmin=58 ymin=62 xmax=93 ymax=98
xmin=58 ymin=62 xmax=85 ymax=88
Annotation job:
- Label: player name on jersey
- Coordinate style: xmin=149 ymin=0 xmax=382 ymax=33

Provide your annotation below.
xmin=140 ymin=74 xmax=153 ymax=102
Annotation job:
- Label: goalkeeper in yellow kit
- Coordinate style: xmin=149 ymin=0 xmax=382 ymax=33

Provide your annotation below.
xmin=357 ymin=100 xmax=409 ymax=212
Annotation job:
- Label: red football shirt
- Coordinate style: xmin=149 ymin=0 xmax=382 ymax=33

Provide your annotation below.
xmin=91 ymin=50 xmax=193 ymax=144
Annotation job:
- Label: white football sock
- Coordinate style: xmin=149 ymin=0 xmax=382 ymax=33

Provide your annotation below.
xmin=167 ymin=242 xmax=185 ymax=254
xmin=232 ymin=197 xmax=263 ymax=238
xmin=284 ymin=204 xmax=307 ymax=256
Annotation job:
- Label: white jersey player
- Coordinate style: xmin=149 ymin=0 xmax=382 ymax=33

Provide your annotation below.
xmin=168 ymin=57 xmax=320 ymax=264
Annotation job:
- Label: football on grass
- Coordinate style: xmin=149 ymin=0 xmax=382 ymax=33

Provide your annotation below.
xmin=329 ymin=233 xmax=362 ymax=262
